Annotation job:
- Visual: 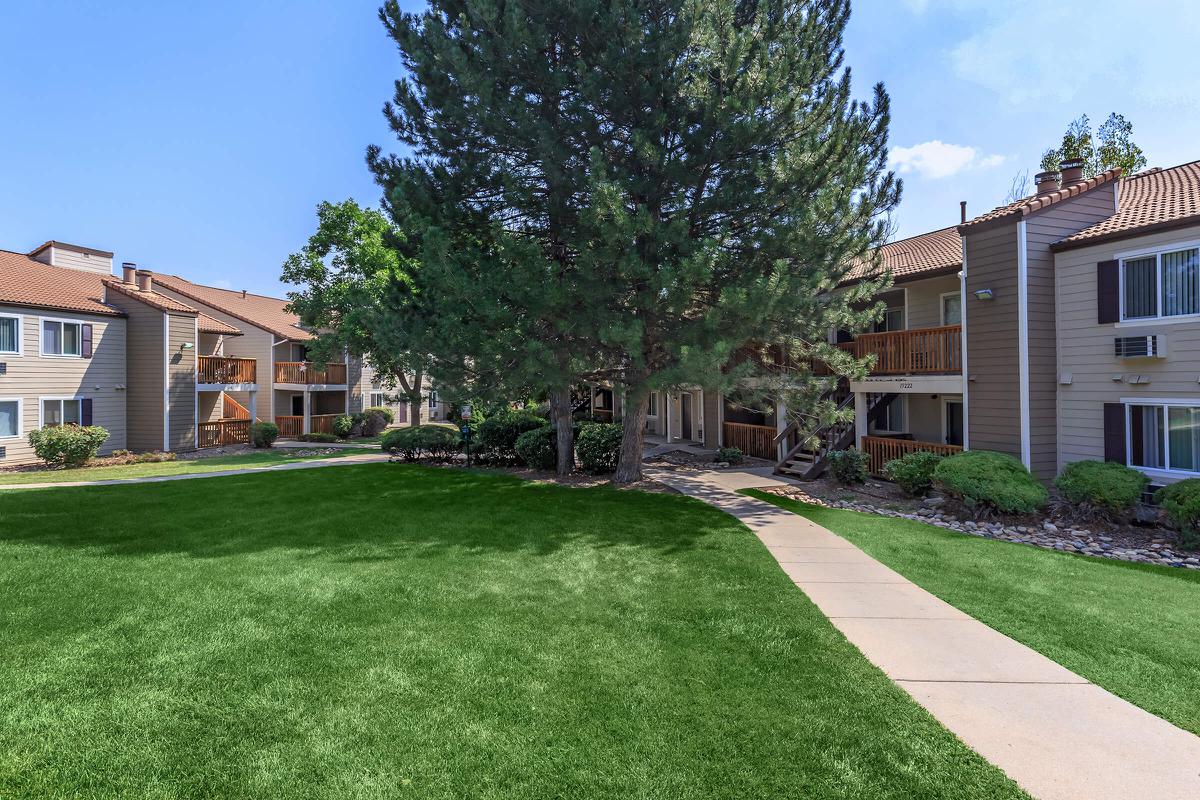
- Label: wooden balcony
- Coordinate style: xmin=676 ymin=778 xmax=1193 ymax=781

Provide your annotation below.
xmin=198 ymin=355 xmax=256 ymax=385
xmin=722 ymin=421 xmax=777 ymax=460
xmin=197 ymin=419 xmax=251 ymax=448
xmin=276 ymin=416 xmax=303 ymax=439
xmin=310 ymin=414 xmax=340 ymax=435
xmin=845 ymin=325 xmax=962 ymax=376
xmin=860 ymin=435 xmax=962 ymax=477
xmin=273 ymin=361 xmax=348 ymax=385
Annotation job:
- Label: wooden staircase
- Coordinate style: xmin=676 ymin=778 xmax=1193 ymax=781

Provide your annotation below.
xmin=775 ymin=391 xmax=897 ymax=480
xmin=221 ymin=393 xmax=258 ymax=423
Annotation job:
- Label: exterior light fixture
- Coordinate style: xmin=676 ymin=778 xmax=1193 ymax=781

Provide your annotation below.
xmin=180 ymin=342 xmax=194 ymax=350
xmin=973 ymin=288 xmax=995 ymax=301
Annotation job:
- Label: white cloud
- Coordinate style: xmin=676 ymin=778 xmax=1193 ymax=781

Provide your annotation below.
xmin=890 ymin=140 xmax=1006 ymax=179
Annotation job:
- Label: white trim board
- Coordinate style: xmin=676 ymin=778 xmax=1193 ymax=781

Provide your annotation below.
xmin=0 ymin=313 xmax=24 ymax=356
xmin=1016 ymin=221 xmax=1031 ymax=469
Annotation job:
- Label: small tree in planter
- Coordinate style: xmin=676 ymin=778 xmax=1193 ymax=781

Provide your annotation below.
xmin=27 ymin=425 xmax=109 ymax=468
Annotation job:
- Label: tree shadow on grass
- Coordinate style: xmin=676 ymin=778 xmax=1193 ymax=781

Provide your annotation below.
xmin=0 ymin=464 xmax=737 ymax=561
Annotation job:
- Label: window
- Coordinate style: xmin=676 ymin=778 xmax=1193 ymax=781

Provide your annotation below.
xmin=1121 ymin=247 xmax=1200 ymax=321
xmin=647 ymin=392 xmax=658 ymax=417
xmin=871 ymin=393 xmax=905 ymax=433
xmin=941 ymin=293 xmax=962 ymax=326
xmin=874 ymin=307 xmax=904 ymax=333
xmin=428 ymin=390 xmax=439 ymax=409
xmin=0 ymin=399 xmax=20 ymax=438
xmin=41 ymin=398 xmax=84 ymax=427
xmin=1128 ymin=402 xmax=1200 ymax=473
xmin=369 ymin=391 xmax=395 ymax=407
xmin=0 ymin=315 xmax=20 ymax=355
xmin=41 ymin=319 xmax=82 ymax=356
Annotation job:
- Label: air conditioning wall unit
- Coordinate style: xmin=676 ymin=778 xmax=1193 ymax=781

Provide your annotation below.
xmin=1114 ymin=335 xmax=1163 ymax=359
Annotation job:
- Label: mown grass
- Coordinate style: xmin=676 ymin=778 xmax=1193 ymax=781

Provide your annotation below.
xmin=743 ymin=489 xmax=1200 ymax=736
xmin=0 ymin=465 xmax=1027 ymax=799
xmin=0 ymin=447 xmax=377 ymax=486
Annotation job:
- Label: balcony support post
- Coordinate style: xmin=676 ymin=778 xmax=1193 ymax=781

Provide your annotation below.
xmin=854 ymin=392 xmax=868 ymax=451
xmin=303 ymin=390 xmax=312 ymax=434
xmin=248 ymin=391 xmax=257 ymax=425
xmin=775 ymin=399 xmax=788 ymax=462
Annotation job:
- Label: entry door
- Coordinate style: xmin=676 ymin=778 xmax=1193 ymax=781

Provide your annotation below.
xmin=680 ymin=393 xmax=693 ymax=440
xmin=945 ymin=401 xmax=964 ymax=446
xmin=291 ymin=395 xmax=304 ymax=416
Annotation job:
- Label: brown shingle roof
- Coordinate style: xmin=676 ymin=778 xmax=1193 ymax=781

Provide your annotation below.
xmin=1053 ymin=160 xmax=1200 ymax=250
xmin=959 ymin=167 xmax=1122 ymax=232
xmin=847 ymin=226 xmax=962 ymax=283
xmin=0 ymin=250 xmax=122 ymax=317
xmin=153 ymin=274 xmax=312 ymax=341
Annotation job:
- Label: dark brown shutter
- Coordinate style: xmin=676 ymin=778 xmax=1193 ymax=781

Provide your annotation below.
xmin=1097 ymin=260 xmax=1120 ymax=324
xmin=81 ymin=324 xmax=93 ymax=358
xmin=1103 ymin=402 xmax=1126 ymax=463
xmin=81 ymin=398 xmax=93 ymax=427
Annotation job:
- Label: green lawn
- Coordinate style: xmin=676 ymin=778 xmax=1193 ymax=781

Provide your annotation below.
xmin=0 ymin=447 xmax=377 ymax=486
xmin=743 ymin=489 xmax=1200 ymax=736
xmin=0 ymin=465 xmax=1026 ymax=799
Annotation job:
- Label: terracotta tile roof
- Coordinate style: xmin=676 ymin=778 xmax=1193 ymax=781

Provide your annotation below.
xmin=847 ymin=226 xmax=962 ymax=283
xmin=1053 ymin=160 xmax=1200 ymax=250
xmin=197 ymin=313 xmax=242 ymax=336
xmin=0 ymin=250 xmax=123 ymax=316
xmin=959 ymin=167 xmax=1122 ymax=231
xmin=153 ymin=274 xmax=313 ymax=341
xmin=103 ymin=277 xmax=199 ymax=314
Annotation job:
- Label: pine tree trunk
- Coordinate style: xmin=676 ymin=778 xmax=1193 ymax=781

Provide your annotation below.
xmin=548 ymin=386 xmax=574 ymax=476
xmin=614 ymin=388 xmax=649 ymax=484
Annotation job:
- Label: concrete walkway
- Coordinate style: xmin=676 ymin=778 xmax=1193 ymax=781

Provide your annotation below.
xmin=0 ymin=452 xmax=390 ymax=491
xmin=649 ymin=466 xmax=1200 ymax=800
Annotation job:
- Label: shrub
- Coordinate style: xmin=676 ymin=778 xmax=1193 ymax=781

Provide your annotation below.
xmin=576 ymin=422 xmax=622 ymax=474
xmin=826 ymin=448 xmax=869 ymax=485
xmin=716 ymin=446 xmax=744 ymax=465
xmin=332 ymin=414 xmax=354 ymax=438
xmin=477 ymin=409 xmax=548 ymax=463
xmin=1155 ymin=479 xmax=1200 ymax=550
xmin=298 ymin=432 xmax=338 ymax=443
xmin=883 ymin=450 xmax=944 ymax=496
xmin=251 ymin=421 xmax=280 ymax=448
xmin=1055 ymin=460 xmax=1148 ymax=513
xmin=934 ymin=450 xmax=1048 ymax=515
xmin=514 ymin=425 xmax=557 ymax=471
xmin=382 ymin=425 xmax=461 ymax=462
xmin=360 ymin=407 xmax=394 ymax=436
xmin=27 ymin=425 xmax=110 ymax=468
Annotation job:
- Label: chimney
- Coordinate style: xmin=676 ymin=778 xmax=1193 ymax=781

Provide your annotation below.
xmin=135 ymin=269 xmax=153 ymax=293
xmin=1060 ymin=158 xmax=1086 ymax=188
xmin=241 ymin=289 xmax=247 ymax=299
xmin=122 ymin=262 xmax=137 ymax=285
xmin=960 ymin=201 xmax=967 ymax=224
xmin=1035 ymin=170 xmax=1061 ymax=196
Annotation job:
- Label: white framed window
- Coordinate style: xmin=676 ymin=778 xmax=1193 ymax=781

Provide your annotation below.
xmin=940 ymin=292 xmax=962 ymax=326
xmin=1127 ymin=401 xmax=1200 ymax=475
xmin=1120 ymin=245 xmax=1200 ymax=322
xmin=0 ymin=314 xmax=21 ymax=355
xmin=870 ymin=393 xmax=905 ymax=434
xmin=874 ymin=306 xmax=905 ymax=333
xmin=0 ymin=398 xmax=21 ymax=438
xmin=646 ymin=392 xmax=659 ymax=418
xmin=369 ymin=391 xmax=395 ymax=407
xmin=428 ymin=390 xmax=439 ymax=409
xmin=41 ymin=318 xmax=83 ymax=357
xmin=40 ymin=397 xmax=85 ymax=428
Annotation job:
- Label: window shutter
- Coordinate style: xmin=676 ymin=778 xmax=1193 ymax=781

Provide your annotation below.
xmin=1097 ymin=260 xmax=1120 ymax=324
xmin=81 ymin=398 xmax=94 ymax=427
xmin=81 ymin=324 xmax=93 ymax=358
xmin=1102 ymin=403 xmax=1126 ymax=463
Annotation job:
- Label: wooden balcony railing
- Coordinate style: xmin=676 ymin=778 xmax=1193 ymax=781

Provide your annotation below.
xmin=310 ymin=414 xmax=340 ymax=435
xmin=276 ymin=416 xmax=304 ymax=439
xmin=222 ymin=394 xmax=251 ymax=421
xmin=198 ymin=355 xmax=256 ymax=384
xmin=197 ymin=419 xmax=251 ymax=448
xmin=722 ymin=421 xmax=777 ymax=461
xmin=860 ymin=435 xmax=962 ymax=477
xmin=273 ymin=361 xmax=348 ymax=385
xmin=846 ymin=325 xmax=962 ymax=375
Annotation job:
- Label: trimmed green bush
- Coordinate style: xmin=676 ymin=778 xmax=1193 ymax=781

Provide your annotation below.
xmin=934 ymin=450 xmax=1048 ymax=515
xmin=27 ymin=425 xmax=110 ymax=468
xmin=827 ymin=448 xmax=869 ymax=485
xmin=1155 ymin=479 xmax=1200 ymax=550
xmin=332 ymin=414 xmax=354 ymax=439
xmin=477 ymin=409 xmax=548 ymax=463
xmin=514 ymin=425 xmax=557 ymax=471
xmin=363 ymin=406 xmax=395 ymax=425
xmin=576 ymin=423 xmax=622 ymax=474
xmin=382 ymin=425 xmax=461 ymax=462
xmin=360 ymin=407 xmax=394 ymax=437
xmin=251 ymin=421 xmax=280 ymax=449
xmin=883 ymin=450 xmax=944 ymax=496
xmin=1055 ymin=460 xmax=1148 ymax=513
xmin=298 ymin=432 xmax=339 ymax=443
xmin=716 ymin=447 xmax=744 ymax=465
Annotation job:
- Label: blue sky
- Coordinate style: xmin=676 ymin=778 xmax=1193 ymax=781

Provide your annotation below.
xmin=2 ymin=1 xmax=1197 ymax=295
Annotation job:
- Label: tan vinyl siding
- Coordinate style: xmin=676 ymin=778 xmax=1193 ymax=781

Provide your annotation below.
xmin=167 ymin=313 xmax=197 ymax=450
xmin=963 ymin=222 xmax=1021 ymax=458
xmin=903 ymin=274 xmax=961 ymax=329
xmin=0 ymin=305 xmax=127 ymax=465
xmin=1022 ymin=189 xmax=1118 ymax=479
xmin=103 ymin=292 xmax=166 ymax=452
xmin=47 ymin=246 xmax=113 ymax=275
xmin=1055 ymin=223 xmax=1200 ymax=482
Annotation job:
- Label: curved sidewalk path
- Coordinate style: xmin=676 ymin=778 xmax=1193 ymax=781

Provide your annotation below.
xmin=649 ymin=466 xmax=1200 ymax=800
xmin=0 ymin=452 xmax=391 ymax=491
